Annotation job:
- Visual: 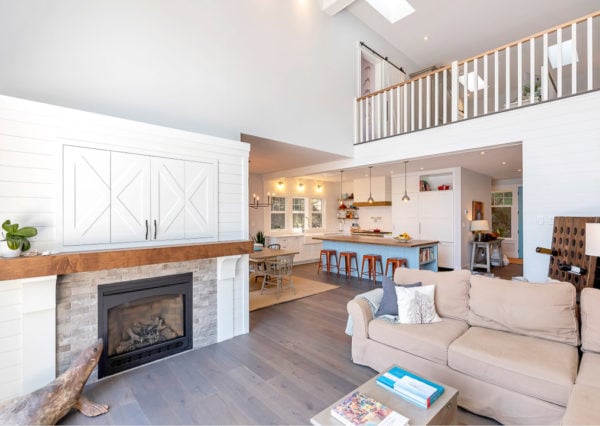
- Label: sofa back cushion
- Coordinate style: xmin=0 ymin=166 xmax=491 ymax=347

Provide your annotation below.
xmin=468 ymin=275 xmax=579 ymax=346
xmin=581 ymin=288 xmax=600 ymax=353
xmin=394 ymin=268 xmax=470 ymax=321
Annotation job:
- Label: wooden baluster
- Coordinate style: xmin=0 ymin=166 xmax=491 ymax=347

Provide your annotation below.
xmin=418 ymin=78 xmax=423 ymax=130
xmin=530 ymin=37 xmax=535 ymax=104
xmin=426 ymin=75 xmax=431 ymax=128
xmin=443 ymin=69 xmax=448 ymax=124
xmin=572 ymin=23 xmax=577 ymax=95
xmin=542 ymin=33 xmax=549 ymax=101
xmin=403 ymin=84 xmax=408 ymax=133
xmin=382 ymin=91 xmax=388 ymax=138
xmin=517 ymin=42 xmax=522 ymax=107
xmin=473 ymin=59 xmax=478 ymax=117
xmin=557 ymin=28 xmax=563 ymax=98
xmin=410 ymin=81 xmax=415 ymax=131
xmin=395 ymin=87 xmax=401 ymax=134
xmin=494 ymin=51 xmax=499 ymax=112
xmin=356 ymin=100 xmax=362 ymax=143
xmin=451 ymin=61 xmax=459 ymax=122
xmin=588 ymin=17 xmax=593 ymax=91
xmin=370 ymin=97 xmax=375 ymax=141
xmin=434 ymin=72 xmax=439 ymax=126
xmin=463 ymin=62 xmax=468 ymax=119
xmin=483 ymin=54 xmax=489 ymax=114
xmin=505 ymin=46 xmax=511 ymax=109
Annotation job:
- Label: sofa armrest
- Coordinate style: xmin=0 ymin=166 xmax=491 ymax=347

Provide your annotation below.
xmin=347 ymin=298 xmax=373 ymax=340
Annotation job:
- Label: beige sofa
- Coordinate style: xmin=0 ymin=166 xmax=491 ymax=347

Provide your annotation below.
xmin=347 ymin=268 xmax=581 ymax=425
xmin=562 ymin=287 xmax=600 ymax=425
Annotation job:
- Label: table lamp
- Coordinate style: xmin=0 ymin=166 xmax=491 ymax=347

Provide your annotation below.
xmin=586 ymin=223 xmax=600 ymax=257
xmin=471 ymin=220 xmax=490 ymax=242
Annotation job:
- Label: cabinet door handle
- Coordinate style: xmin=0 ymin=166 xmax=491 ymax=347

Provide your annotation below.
xmin=145 ymin=220 xmax=149 ymax=240
xmin=154 ymin=219 xmax=157 ymax=240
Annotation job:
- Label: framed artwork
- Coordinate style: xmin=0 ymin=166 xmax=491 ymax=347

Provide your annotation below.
xmin=472 ymin=201 xmax=483 ymax=220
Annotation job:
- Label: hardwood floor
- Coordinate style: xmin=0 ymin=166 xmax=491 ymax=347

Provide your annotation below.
xmin=60 ymin=263 xmax=499 ymax=425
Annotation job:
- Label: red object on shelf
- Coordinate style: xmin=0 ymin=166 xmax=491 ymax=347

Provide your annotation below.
xmin=438 ymin=184 xmax=450 ymax=191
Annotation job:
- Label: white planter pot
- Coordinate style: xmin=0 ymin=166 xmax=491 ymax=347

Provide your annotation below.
xmin=0 ymin=241 xmax=22 ymax=258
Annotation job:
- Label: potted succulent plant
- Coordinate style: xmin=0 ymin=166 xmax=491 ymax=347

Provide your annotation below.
xmin=1 ymin=220 xmax=38 ymax=258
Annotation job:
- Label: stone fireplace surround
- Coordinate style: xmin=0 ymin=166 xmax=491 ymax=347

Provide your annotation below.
xmin=57 ymin=259 xmax=213 ymax=380
xmin=0 ymin=241 xmax=252 ymax=402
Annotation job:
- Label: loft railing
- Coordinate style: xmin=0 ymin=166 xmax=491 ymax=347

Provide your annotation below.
xmin=355 ymin=10 xmax=600 ymax=144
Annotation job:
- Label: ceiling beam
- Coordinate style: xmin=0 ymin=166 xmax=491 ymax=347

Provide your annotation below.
xmin=322 ymin=0 xmax=357 ymax=16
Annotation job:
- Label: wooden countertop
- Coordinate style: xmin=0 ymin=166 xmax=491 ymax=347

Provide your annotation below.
xmin=350 ymin=230 xmax=392 ymax=237
xmin=313 ymin=235 xmax=438 ymax=248
xmin=0 ymin=240 xmax=253 ymax=281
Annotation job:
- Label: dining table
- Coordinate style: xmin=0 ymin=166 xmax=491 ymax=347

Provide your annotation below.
xmin=248 ymin=247 xmax=299 ymax=261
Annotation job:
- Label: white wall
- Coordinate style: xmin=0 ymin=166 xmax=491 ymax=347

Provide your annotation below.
xmin=459 ymin=168 xmax=493 ymax=269
xmin=0 ymin=0 xmax=416 ymax=158
xmin=275 ymin=91 xmax=600 ymax=282
xmin=0 ymin=95 xmax=249 ymax=252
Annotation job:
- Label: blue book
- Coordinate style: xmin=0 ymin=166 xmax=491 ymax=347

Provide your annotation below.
xmin=376 ymin=366 xmax=444 ymax=408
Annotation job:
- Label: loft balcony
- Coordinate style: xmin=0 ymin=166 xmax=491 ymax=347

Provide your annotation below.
xmin=355 ymin=10 xmax=600 ymax=144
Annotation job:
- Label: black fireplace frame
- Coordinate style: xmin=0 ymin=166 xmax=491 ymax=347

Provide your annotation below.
xmin=97 ymin=272 xmax=193 ymax=378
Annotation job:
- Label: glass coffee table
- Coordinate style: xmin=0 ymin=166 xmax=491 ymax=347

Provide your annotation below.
xmin=310 ymin=365 xmax=458 ymax=425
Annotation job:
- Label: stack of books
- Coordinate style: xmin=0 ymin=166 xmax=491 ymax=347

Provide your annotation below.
xmin=330 ymin=391 xmax=409 ymax=425
xmin=376 ymin=366 xmax=444 ymax=409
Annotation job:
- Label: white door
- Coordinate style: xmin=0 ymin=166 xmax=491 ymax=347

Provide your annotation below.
xmin=111 ymin=152 xmax=151 ymax=243
xmin=392 ymin=191 xmax=419 ymax=238
xmin=185 ymin=161 xmax=217 ymax=238
xmin=418 ymin=191 xmax=453 ymax=241
xmin=151 ymin=157 xmax=185 ymax=240
xmin=63 ymin=146 xmax=111 ymax=245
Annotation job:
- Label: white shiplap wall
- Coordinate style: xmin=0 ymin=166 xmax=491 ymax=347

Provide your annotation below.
xmin=281 ymin=90 xmax=600 ymax=282
xmin=0 ymin=95 xmax=250 ymax=251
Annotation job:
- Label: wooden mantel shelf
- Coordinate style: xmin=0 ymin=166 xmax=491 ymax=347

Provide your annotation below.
xmin=0 ymin=240 xmax=254 ymax=281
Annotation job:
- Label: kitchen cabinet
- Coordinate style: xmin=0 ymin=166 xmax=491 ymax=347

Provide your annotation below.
xmin=64 ymin=146 xmax=217 ymax=245
xmin=392 ymin=170 xmax=455 ymax=269
xmin=266 ymin=234 xmax=322 ymax=263
xmin=63 ymin=146 xmax=111 ymax=245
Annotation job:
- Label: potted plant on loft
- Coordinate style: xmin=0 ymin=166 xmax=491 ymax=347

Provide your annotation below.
xmin=1 ymin=220 xmax=38 ymax=258
xmin=252 ymin=230 xmax=265 ymax=251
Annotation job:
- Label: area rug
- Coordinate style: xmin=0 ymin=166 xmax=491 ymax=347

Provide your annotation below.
xmin=249 ymin=276 xmax=339 ymax=311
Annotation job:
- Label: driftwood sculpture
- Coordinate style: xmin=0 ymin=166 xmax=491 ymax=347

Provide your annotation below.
xmin=0 ymin=338 xmax=109 ymax=425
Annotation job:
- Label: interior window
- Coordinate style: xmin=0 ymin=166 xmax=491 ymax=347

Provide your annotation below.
xmin=491 ymin=191 xmax=512 ymax=238
xmin=270 ymin=196 xmax=286 ymax=230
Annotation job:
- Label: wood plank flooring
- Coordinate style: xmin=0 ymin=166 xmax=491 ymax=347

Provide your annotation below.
xmin=59 ymin=263 xmax=500 ymax=425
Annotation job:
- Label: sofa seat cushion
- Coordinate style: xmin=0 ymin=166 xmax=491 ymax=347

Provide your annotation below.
xmin=368 ymin=317 xmax=468 ymax=365
xmin=576 ymin=352 xmax=600 ymax=387
xmin=448 ymin=327 xmax=578 ymax=406
xmin=562 ymin=384 xmax=600 ymax=425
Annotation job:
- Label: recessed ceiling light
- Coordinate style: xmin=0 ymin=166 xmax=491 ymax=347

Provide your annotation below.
xmin=480 ymin=151 xmax=486 ymax=155
xmin=423 ymin=35 xmax=429 ymax=41
xmin=419 ymin=167 xmax=424 ymax=170
xmin=517 ymin=169 xmax=522 ymax=172
xmin=365 ymin=0 xmax=415 ymax=24
xmin=502 ymin=161 xmax=507 ymax=165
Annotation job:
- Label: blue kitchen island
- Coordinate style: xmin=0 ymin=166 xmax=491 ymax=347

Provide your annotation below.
xmin=313 ymin=234 xmax=438 ymax=278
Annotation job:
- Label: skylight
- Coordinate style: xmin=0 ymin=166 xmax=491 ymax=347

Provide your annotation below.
xmin=365 ymin=0 xmax=415 ymax=24
xmin=458 ymin=72 xmax=485 ymax=92
xmin=548 ymin=39 xmax=578 ymax=69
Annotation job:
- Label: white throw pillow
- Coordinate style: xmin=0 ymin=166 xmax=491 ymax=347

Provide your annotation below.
xmin=395 ymin=284 xmax=441 ymax=324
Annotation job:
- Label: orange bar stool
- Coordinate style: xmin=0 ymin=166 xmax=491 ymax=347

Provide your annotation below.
xmin=337 ymin=251 xmax=359 ymax=278
xmin=360 ymin=254 xmax=383 ymax=284
xmin=317 ymin=249 xmax=338 ymax=274
xmin=385 ymin=257 xmax=407 ymax=278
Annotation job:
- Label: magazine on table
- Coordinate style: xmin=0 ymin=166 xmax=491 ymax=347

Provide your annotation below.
xmin=330 ymin=390 xmax=409 ymax=425
xmin=376 ymin=366 xmax=444 ymax=409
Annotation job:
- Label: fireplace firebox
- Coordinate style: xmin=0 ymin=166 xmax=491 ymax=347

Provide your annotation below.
xmin=97 ymin=273 xmax=193 ymax=378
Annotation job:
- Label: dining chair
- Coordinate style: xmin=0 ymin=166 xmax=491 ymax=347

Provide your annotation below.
xmin=261 ymin=254 xmax=295 ymax=296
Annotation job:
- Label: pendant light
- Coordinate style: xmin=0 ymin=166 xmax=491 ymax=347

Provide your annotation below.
xmin=402 ymin=160 xmax=410 ymax=202
xmin=367 ymin=166 xmax=374 ymax=204
xmin=339 ymin=170 xmax=346 ymax=209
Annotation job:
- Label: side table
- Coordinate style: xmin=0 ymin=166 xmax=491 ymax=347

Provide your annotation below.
xmin=471 ymin=240 xmax=503 ymax=273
